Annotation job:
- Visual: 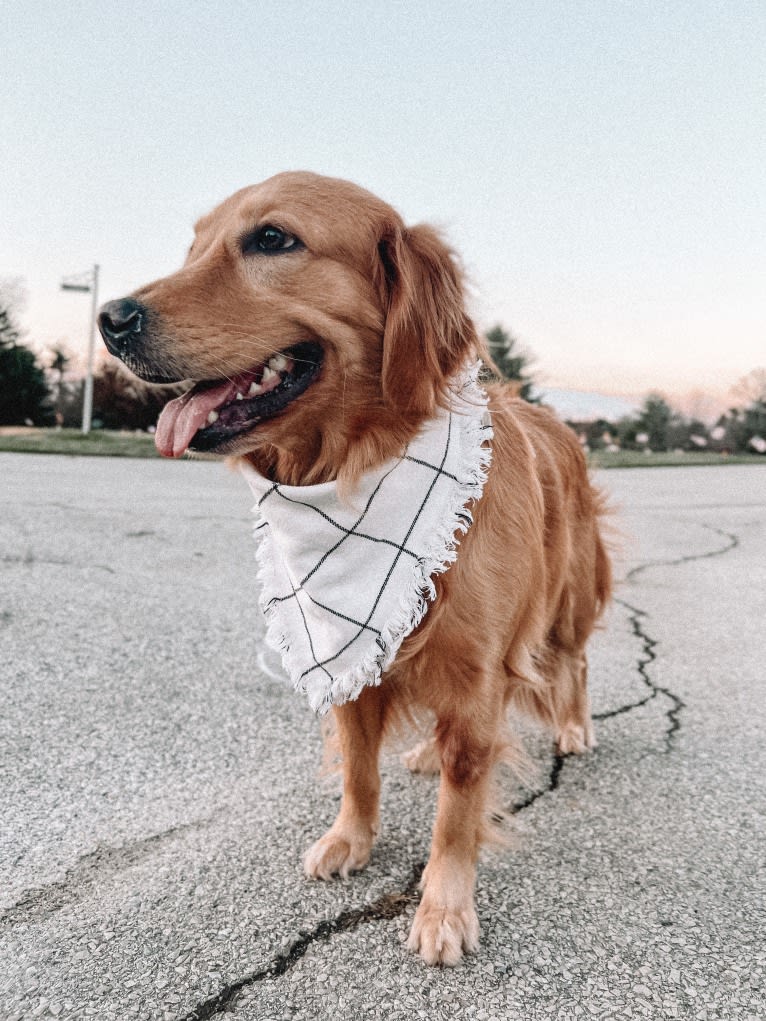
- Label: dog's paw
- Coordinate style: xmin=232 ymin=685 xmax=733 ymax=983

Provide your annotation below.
xmin=401 ymin=738 xmax=441 ymax=776
xmin=406 ymin=902 xmax=480 ymax=966
xmin=556 ymin=720 xmax=597 ymax=755
xmin=303 ymin=826 xmax=374 ymax=880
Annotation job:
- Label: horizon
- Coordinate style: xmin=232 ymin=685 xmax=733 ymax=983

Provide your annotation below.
xmin=29 ymin=343 xmax=746 ymax=428
xmin=3 ymin=2 xmax=764 ymax=412
xmin=11 ymin=311 xmax=754 ymax=425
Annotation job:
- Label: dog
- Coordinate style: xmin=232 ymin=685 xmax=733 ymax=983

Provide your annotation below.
xmin=98 ymin=171 xmax=611 ymax=966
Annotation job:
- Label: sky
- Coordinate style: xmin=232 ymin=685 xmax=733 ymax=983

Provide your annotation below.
xmin=2 ymin=0 xmax=764 ymax=411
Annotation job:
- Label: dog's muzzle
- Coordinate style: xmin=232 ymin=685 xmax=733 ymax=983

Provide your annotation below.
xmin=97 ymin=297 xmax=184 ymax=383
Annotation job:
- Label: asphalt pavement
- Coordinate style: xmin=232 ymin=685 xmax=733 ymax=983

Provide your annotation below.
xmin=1 ymin=453 xmax=764 ymax=1020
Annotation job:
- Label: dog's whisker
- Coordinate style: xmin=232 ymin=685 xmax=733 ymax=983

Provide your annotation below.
xmin=178 ymin=328 xmax=324 ymax=367
xmin=177 ymin=332 xmax=322 ymax=362
xmin=187 ymin=351 xmax=322 ymax=378
xmin=189 ymin=356 xmax=320 ymax=382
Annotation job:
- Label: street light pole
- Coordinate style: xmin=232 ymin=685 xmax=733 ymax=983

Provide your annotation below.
xmin=61 ymin=264 xmax=100 ymax=435
xmin=82 ymin=264 xmax=99 ymax=434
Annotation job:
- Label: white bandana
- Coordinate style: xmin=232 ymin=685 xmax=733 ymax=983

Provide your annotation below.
xmin=240 ymin=364 xmax=493 ymax=714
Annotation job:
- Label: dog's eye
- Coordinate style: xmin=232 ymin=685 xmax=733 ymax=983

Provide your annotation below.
xmin=241 ymin=225 xmax=303 ymax=256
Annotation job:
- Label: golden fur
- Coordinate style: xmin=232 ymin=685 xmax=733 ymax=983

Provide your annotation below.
xmin=113 ymin=171 xmax=612 ymax=965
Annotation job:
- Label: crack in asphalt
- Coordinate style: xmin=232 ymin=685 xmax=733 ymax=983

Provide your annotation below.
xmin=184 ymin=749 xmax=564 ymax=1020
xmin=509 ymin=522 xmax=740 ymax=805
xmin=179 ymin=862 xmax=426 ymax=1021
xmin=625 ymin=524 xmax=739 ymax=583
xmin=610 ymin=523 xmax=739 ymax=751
xmin=177 ymin=751 xmax=566 ymax=1019
xmin=509 ymin=753 xmax=566 ymax=813
xmin=0 ymin=819 xmax=211 ymax=926
xmin=601 ymin=597 xmax=684 ymax=753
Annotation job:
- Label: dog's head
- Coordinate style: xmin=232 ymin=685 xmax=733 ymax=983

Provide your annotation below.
xmin=99 ymin=171 xmax=481 ymax=476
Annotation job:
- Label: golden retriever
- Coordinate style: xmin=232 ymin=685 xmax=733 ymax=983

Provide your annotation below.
xmin=98 ymin=171 xmax=611 ymax=966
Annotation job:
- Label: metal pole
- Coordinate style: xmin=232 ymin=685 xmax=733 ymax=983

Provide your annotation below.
xmin=81 ymin=264 xmax=99 ymax=435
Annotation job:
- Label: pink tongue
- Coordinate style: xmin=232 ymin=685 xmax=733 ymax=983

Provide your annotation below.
xmin=155 ymin=379 xmax=236 ymax=458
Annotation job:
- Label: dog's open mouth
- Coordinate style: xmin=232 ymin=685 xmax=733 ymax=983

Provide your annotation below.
xmin=155 ymin=341 xmax=323 ymax=458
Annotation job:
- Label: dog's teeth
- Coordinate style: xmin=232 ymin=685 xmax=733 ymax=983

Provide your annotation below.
xmin=262 ymin=365 xmax=278 ymax=383
xmin=207 ymin=410 xmax=219 ymax=424
xmin=269 ymin=354 xmax=287 ymax=372
xmin=248 ymin=381 xmax=263 ymax=396
xmin=236 ymin=392 xmax=244 ymax=400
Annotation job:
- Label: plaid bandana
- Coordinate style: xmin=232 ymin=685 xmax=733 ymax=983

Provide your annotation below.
xmin=240 ymin=364 xmax=493 ymax=714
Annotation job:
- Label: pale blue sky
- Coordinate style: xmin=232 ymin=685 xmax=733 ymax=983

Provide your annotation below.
xmin=2 ymin=0 xmax=764 ymax=404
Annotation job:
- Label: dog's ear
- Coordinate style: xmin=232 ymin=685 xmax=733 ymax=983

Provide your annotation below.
xmin=377 ymin=224 xmax=479 ymax=417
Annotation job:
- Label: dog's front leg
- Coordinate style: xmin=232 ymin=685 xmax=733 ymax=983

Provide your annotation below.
xmin=304 ymin=683 xmax=386 ymax=880
xmin=407 ymin=686 xmax=500 ymax=966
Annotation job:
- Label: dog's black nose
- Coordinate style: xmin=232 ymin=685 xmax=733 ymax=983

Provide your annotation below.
xmin=98 ymin=298 xmax=145 ymax=352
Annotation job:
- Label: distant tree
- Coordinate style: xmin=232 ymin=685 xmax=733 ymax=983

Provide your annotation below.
xmin=740 ymin=396 xmax=766 ymax=454
xmin=732 ymin=368 xmax=766 ymax=407
xmin=57 ymin=379 xmax=87 ymax=428
xmin=0 ymin=284 xmax=54 ymax=426
xmin=731 ymin=369 xmax=766 ymax=452
xmin=585 ymin=418 xmax=616 ymax=450
xmin=686 ymin=418 xmax=711 ymax=450
xmin=483 ymin=324 xmax=538 ymax=402
xmin=711 ymin=371 xmax=766 ymax=453
xmin=615 ymin=394 xmax=688 ymax=452
xmin=616 ymin=415 xmax=640 ymax=450
xmin=636 ymin=393 xmax=674 ymax=451
xmin=48 ymin=344 xmax=73 ymax=420
xmin=0 ymin=291 xmax=22 ymax=351
xmin=710 ymin=408 xmax=744 ymax=453
xmin=49 ymin=344 xmax=71 ymax=388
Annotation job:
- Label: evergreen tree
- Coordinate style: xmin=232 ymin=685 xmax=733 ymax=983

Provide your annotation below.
xmin=635 ymin=393 xmax=674 ymax=451
xmin=0 ymin=295 xmax=54 ymax=426
xmin=483 ymin=324 xmax=538 ymax=402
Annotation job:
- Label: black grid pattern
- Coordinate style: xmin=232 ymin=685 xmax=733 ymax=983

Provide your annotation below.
xmin=245 ymin=380 xmax=493 ymax=708
xmin=258 ymin=414 xmax=457 ymax=683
